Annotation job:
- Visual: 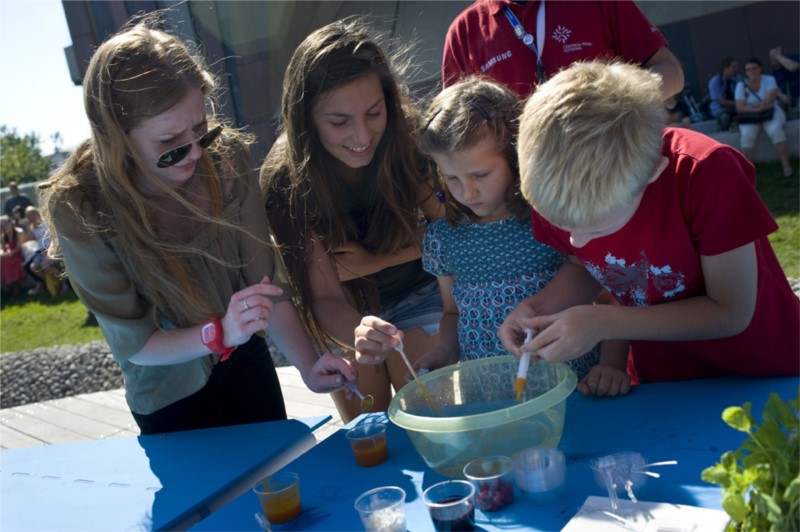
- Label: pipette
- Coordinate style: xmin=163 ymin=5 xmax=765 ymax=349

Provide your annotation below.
xmin=396 ymin=339 xmax=442 ymax=416
xmin=514 ymin=329 xmax=535 ymax=402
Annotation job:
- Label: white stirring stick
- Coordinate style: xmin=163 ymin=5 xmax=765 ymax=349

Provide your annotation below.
xmin=254 ymin=512 xmax=271 ymax=530
xmin=639 ymin=460 xmax=679 ymax=468
xmin=639 ymin=470 xmax=661 ymax=478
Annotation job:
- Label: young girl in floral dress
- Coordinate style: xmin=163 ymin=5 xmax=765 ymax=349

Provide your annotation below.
xmin=356 ymin=77 xmax=631 ymax=396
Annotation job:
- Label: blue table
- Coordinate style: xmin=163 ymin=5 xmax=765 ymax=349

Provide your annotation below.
xmin=0 ymin=415 xmax=329 ymax=531
xmin=193 ymin=376 xmax=797 ymax=531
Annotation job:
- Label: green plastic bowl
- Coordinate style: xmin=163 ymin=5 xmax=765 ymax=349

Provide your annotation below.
xmin=388 ymin=356 xmax=576 ymax=478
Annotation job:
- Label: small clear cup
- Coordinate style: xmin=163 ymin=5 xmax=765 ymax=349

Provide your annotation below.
xmin=346 ymin=422 xmax=389 ymax=467
xmin=354 ymin=486 xmax=406 ymax=532
xmin=422 ymin=479 xmax=476 ymax=531
xmin=463 ymin=455 xmax=515 ymax=512
xmin=591 ymin=451 xmax=648 ymax=506
xmin=252 ymin=471 xmax=301 ymax=524
xmin=513 ymin=448 xmax=566 ymax=504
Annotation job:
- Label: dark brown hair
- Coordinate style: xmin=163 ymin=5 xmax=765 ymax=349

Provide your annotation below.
xmin=260 ymin=17 xmax=436 ymax=348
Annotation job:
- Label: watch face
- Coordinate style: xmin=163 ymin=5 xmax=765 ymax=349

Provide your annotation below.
xmin=201 ymin=322 xmax=216 ymax=344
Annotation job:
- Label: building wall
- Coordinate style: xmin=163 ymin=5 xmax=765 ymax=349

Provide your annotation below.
xmin=61 ymin=1 xmax=468 ymax=160
xmin=61 ymin=0 xmax=799 ymax=161
xmin=180 ymin=1 xmax=468 ymax=157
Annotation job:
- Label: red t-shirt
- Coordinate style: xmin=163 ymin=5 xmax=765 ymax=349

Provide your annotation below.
xmin=443 ymin=0 xmax=669 ymax=99
xmin=532 ymin=128 xmax=800 ymax=381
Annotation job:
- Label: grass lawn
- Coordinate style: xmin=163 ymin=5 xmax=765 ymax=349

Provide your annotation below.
xmin=756 ymin=159 xmax=799 ymax=277
xmin=0 ymin=291 xmax=104 ymax=353
xmin=0 ymin=159 xmax=797 ymax=354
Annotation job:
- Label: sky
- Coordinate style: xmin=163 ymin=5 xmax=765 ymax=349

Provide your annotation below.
xmin=0 ymin=0 xmax=90 ymax=155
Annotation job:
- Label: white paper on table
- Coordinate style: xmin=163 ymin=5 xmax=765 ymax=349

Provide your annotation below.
xmin=561 ymin=496 xmax=730 ymax=532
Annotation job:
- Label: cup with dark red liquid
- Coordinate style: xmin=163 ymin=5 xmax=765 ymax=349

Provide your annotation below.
xmin=422 ymin=479 xmax=476 ymax=531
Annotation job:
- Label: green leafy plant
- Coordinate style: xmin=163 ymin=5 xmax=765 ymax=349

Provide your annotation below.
xmin=701 ymin=389 xmax=799 ymax=531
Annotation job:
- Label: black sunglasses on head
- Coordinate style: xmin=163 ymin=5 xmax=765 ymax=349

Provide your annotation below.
xmin=156 ymin=125 xmax=223 ymax=168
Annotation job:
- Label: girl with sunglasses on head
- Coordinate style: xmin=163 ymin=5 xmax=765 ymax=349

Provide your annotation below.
xmin=357 ymin=76 xmax=631 ymax=396
xmin=261 ymin=18 xmax=444 ymax=422
xmin=39 ymin=14 xmax=354 ymax=434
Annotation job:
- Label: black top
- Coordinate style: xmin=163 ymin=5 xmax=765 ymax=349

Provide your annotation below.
xmin=343 ymin=182 xmax=434 ymax=310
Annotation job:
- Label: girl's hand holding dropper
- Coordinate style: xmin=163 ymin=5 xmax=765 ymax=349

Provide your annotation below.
xmin=353 ymin=315 xmax=404 ymax=365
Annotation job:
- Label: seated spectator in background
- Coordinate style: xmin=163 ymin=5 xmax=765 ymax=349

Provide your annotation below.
xmin=500 ymin=60 xmax=799 ymax=383
xmin=665 ymin=94 xmax=691 ymax=128
xmin=442 ymin=0 xmax=684 ymax=101
xmin=735 ymin=58 xmax=793 ymax=177
xmin=3 ymin=182 xmax=33 ymax=217
xmin=1 ymin=214 xmax=28 ymax=298
xmin=23 ymin=206 xmax=49 ymax=295
xmin=770 ymin=46 xmax=799 ymax=106
xmin=11 ymin=204 xmax=28 ymax=232
xmin=708 ymin=57 xmax=741 ymax=131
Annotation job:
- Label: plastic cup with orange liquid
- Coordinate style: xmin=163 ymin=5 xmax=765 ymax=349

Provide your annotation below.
xmin=346 ymin=422 xmax=389 ymax=467
xmin=252 ymin=471 xmax=301 ymax=524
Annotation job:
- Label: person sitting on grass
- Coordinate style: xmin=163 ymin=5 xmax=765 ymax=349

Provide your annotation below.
xmin=22 ymin=206 xmax=48 ymax=295
xmin=1 ymin=214 xmax=28 ymax=298
xmin=664 ymin=93 xmax=692 ymax=128
xmin=735 ymin=58 xmax=793 ymax=178
xmin=499 ymin=61 xmax=799 ymax=383
xmin=3 ymin=182 xmax=33 ymax=218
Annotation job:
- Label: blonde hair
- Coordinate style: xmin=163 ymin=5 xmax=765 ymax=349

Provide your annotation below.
xmin=40 ymin=14 xmax=254 ymax=326
xmin=24 ymin=206 xmax=42 ymax=226
xmin=418 ymin=76 xmax=528 ymax=225
xmin=518 ymin=61 xmax=666 ymax=228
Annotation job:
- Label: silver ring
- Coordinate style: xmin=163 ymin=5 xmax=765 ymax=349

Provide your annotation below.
xmin=243 ymin=297 xmax=250 ymax=311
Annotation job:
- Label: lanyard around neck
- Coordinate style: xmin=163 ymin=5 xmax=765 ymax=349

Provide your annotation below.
xmin=502 ymin=1 xmax=546 ymax=83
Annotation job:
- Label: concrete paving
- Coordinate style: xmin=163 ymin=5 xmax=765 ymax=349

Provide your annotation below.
xmin=0 ymin=366 xmax=345 ymax=449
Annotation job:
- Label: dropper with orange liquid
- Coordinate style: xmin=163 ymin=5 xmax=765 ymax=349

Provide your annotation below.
xmin=396 ymin=339 xmax=442 ymax=416
xmin=514 ymin=329 xmax=535 ymax=402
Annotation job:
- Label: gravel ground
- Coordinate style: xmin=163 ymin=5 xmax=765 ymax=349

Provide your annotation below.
xmin=0 ymin=336 xmax=290 ymax=409
xmin=3 ymin=279 xmax=799 ymax=409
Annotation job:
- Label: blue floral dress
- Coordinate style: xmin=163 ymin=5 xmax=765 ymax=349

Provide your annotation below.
xmin=422 ymin=215 xmax=599 ymax=379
